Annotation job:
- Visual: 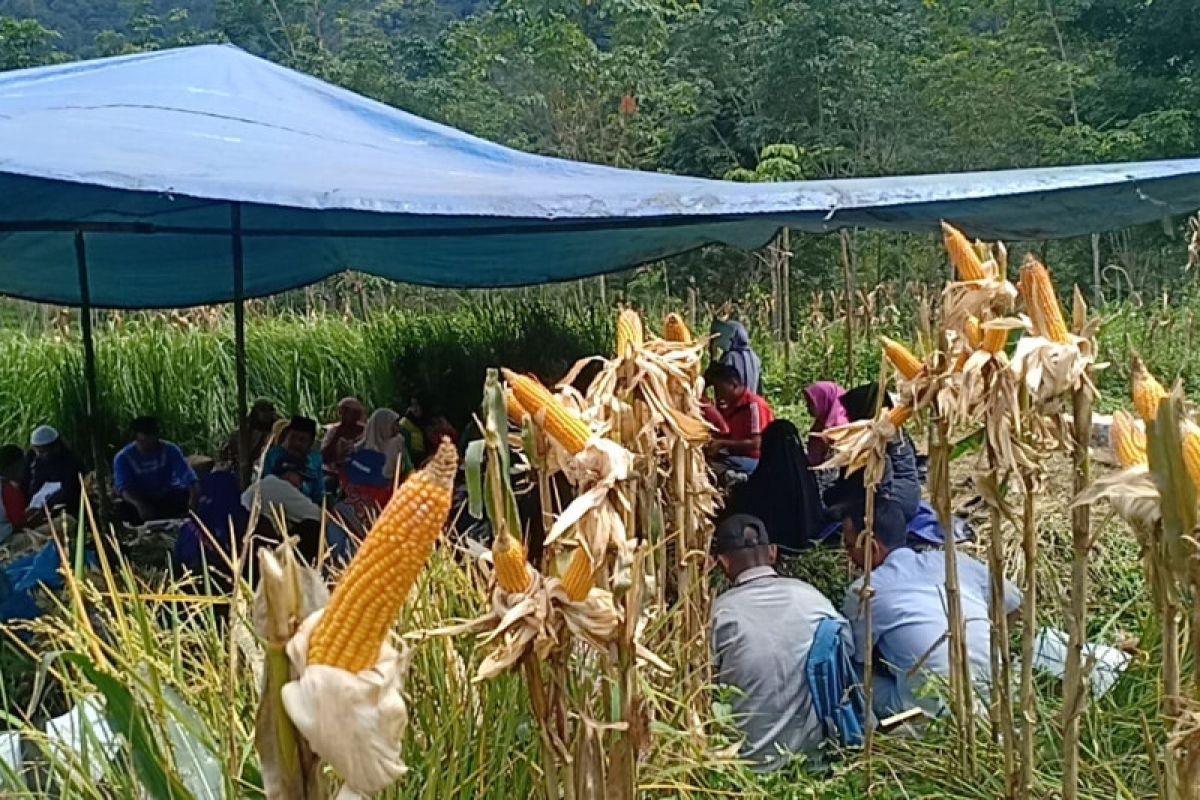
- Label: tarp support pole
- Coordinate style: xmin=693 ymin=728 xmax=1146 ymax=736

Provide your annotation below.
xmin=231 ymin=203 xmax=250 ymax=486
xmin=74 ymin=231 xmax=109 ymax=526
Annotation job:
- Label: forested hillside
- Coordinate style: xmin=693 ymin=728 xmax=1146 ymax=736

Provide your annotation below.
xmin=1 ymin=0 xmax=1197 ymax=297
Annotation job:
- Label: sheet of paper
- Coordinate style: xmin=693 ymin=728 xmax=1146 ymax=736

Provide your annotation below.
xmin=1033 ymin=626 xmax=1131 ymax=698
xmin=26 ymin=481 xmax=61 ymax=512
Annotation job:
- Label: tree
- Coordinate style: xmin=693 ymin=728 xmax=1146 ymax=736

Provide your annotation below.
xmin=0 ymin=16 xmax=61 ymax=69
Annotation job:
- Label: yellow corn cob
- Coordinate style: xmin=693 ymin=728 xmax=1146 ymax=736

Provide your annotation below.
xmin=982 ymin=325 xmax=1009 ymax=354
xmin=888 ymin=405 xmax=913 ymax=428
xmin=616 ymin=309 xmax=644 ymax=357
xmin=880 ymin=336 xmax=923 ymax=380
xmin=1131 ymin=356 xmax=1167 ymax=423
xmin=307 ymin=439 xmax=457 ymax=672
xmin=505 ymin=389 xmax=527 ymax=425
xmin=964 ymin=316 xmax=983 ymax=349
xmin=663 ymin=313 xmax=691 ymax=343
xmin=1183 ymin=419 xmax=1200 ymax=490
xmin=502 ymin=369 xmax=591 ymax=455
xmin=559 ymin=546 xmax=593 ymax=602
xmin=492 ymin=531 xmax=532 ymax=594
xmin=1110 ymin=410 xmax=1147 ymax=468
xmin=942 ymin=221 xmax=988 ymax=281
xmin=1018 ymin=255 xmax=1071 ymax=344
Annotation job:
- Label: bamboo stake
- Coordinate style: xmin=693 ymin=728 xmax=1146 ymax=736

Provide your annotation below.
xmin=782 ymin=227 xmax=793 ymax=369
xmin=840 ymin=230 xmax=857 ymax=384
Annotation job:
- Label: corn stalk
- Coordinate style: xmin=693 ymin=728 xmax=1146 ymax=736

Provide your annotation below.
xmin=860 ymin=477 xmax=879 ymax=798
xmin=1060 ymin=382 xmax=1092 ymax=800
xmin=930 ymin=375 xmax=976 ymax=775
xmin=983 ymin=437 xmax=1016 ymax=793
xmin=1146 ymin=392 xmax=1199 ymax=799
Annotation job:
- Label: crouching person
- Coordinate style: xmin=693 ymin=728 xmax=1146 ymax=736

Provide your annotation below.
xmin=711 ymin=514 xmax=861 ymax=771
xmin=242 ymin=457 xmax=350 ymax=565
xmin=841 ymin=498 xmax=1021 ymax=719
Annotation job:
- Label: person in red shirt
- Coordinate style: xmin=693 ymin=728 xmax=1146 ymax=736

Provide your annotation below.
xmin=704 ymin=363 xmax=775 ymax=474
xmin=0 ymin=444 xmax=30 ymax=542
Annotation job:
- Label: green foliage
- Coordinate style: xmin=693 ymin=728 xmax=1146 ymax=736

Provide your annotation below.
xmin=0 ymin=299 xmax=609 ymax=464
xmin=0 ymin=17 xmax=61 ymax=69
xmin=3 ymin=0 xmax=1199 ymax=301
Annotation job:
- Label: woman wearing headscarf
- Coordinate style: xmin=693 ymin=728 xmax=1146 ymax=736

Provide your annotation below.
xmin=716 ymin=321 xmax=764 ymax=395
xmin=341 ymin=408 xmax=413 ymax=527
xmin=803 ymin=382 xmax=849 ymax=466
xmin=727 ymin=420 xmax=825 ymax=552
xmin=220 ymin=399 xmax=278 ymax=470
xmin=360 ymin=408 xmax=411 ymax=480
xmin=321 ymin=397 xmax=367 ymax=470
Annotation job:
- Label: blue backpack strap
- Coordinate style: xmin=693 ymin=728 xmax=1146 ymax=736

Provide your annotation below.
xmin=806 ymin=617 xmax=866 ymax=749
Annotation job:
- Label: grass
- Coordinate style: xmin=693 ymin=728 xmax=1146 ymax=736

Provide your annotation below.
xmin=0 ymin=298 xmax=612 ymax=462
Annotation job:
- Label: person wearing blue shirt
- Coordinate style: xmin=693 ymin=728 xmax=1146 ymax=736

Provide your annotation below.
xmin=114 ymin=416 xmax=198 ymax=525
xmin=840 ymin=498 xmax=1022 ymax=719
xmin=260 ymin=416 xmax=323 ymax=506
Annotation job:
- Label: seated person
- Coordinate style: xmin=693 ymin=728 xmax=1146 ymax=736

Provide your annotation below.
xmin=0 ymin=445 xmax=29 ymax=543
xmin=726 ymin=420 xmax=824 ymax=552
xmin=174 ymin=468 xmax=248 ymax=591
xmin=320 ymin=397 xmax=366 ymax=471
xmin=262 ymin=416 xmax=324 ymax=506
xmin=840 ymin=498 xmax=1021 ymax=719
xmin=803 ymin=382 xmax=849 ymax=466
xmin=25 ymin=425 xmax=84 ymax=516
xmin=716 ymin=320 xmax=764 ymax=395
xmin=400 ymin=393 xmax=458 ymax=466
xmin=114 ymin=416 xmax=198 ymax=525
xmin=359 ymin=408 xmax=411 ymax=482
xmin=840 ymin=383 xmax=922 ymax=521
xmin=220 ymin=399 xmax=279 ymax=471
xmin=700 ymin=401 xmax=730 ymax=436
xmin=711 ymin=513 xmax=851 ymax=771
xmin=703 ymin=363 xmax=774 ymax=475
xmin=242 ymin=457 xmax=348 ymax=563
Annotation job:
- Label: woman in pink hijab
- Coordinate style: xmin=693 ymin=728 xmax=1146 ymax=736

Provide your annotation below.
xmin=803 ymin=382 xmax=849 ymax=465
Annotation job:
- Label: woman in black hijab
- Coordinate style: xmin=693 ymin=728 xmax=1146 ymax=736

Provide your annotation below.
xmin=727 ymin=419 xmax=825 ymax=552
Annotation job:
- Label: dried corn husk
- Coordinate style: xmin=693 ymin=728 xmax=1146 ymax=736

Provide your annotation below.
xmin=282 ymin=610 xmax=413 ymax=800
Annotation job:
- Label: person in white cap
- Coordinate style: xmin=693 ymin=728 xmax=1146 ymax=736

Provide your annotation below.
xmin=25 ymin=425 xmax=84 ymax=516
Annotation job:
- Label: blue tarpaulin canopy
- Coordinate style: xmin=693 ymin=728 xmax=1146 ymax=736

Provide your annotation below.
xmin=1 ymin=44 xmax=1199 ymax=308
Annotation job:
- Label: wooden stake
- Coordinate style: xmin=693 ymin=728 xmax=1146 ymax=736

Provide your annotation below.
xmin=840 ymin=230 xmax=857 ymax=384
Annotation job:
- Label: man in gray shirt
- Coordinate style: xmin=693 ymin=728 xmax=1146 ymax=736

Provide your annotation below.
xmin=711 ymin=514 xmax=851 ymax=771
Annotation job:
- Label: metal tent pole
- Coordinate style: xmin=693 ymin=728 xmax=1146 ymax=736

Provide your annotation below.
xmin=231 ymin=203 xmax=251 ymax=486
xmin=74 ymin=231 xmax=109 ymax=526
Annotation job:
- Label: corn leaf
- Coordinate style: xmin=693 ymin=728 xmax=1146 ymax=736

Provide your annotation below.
xmin=1146 ymin=389 xmax=1195 ymax=584
xmin=59 ymin=652 xmax=198 ymax=800
xmin=465 ymin=439 xmax=485 ymax=520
